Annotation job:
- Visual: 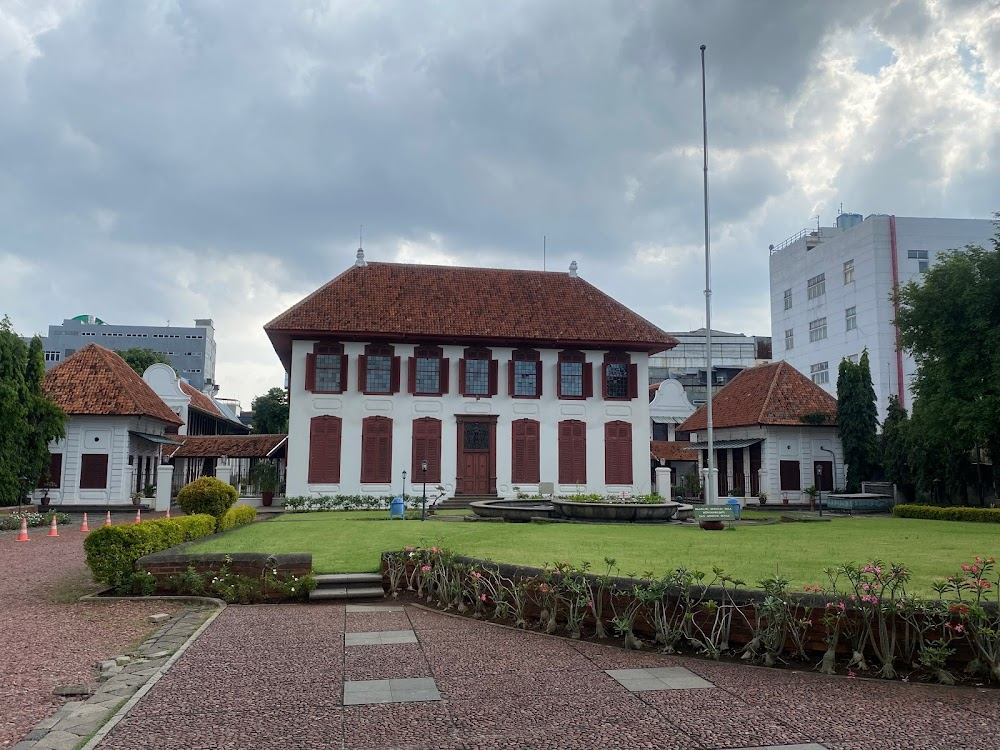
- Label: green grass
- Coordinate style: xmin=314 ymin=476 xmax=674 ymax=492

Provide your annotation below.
xmin=185 ymin=512 xmax=1000 ymax=595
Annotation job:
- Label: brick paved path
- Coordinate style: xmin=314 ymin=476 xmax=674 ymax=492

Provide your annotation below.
xmin=93 ymin=603 xmax=1000 ymax=750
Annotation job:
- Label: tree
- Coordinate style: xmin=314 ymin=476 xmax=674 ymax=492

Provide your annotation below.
xmin=895 ymin=219 xmax=1000 ymax=501
xmin=118 ymin=348 xmax=173 ymax=376
xmin=880 ymin=395 xmax=911 ymax=487
xmin=251 ymin=387 xmax=289 ymax=434
xmin=0 ymin=317 xmax=66 ymax=505
xmin=836 ymin=349 xmax=879 ymax=492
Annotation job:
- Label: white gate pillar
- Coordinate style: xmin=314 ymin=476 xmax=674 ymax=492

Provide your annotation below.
xmin=654 ymin=467 xmax=672 ymax=502
xmin=155 ymin=465 xmax=174 ymax=512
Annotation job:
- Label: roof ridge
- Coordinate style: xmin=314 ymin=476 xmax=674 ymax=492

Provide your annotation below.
xmin=758 ymin=361 xmax=784 ymax=424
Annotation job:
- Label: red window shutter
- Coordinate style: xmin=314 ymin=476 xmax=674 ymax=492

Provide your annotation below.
xmin=558 ymin=421 xmax=586 ymax=484
xmin=340 ymin=354 xmax=349 ymax=392
xmin=512 ymin=419 xmax=540 ymax=483
xmin=507 ymin=361 xmax=515 ymax=396
xmin=361 ymin=417 xmax=392 ymax=483
xmin=605 ymin=421 xmax=633 ymax=484
xmin=556 ymin=362 xmax=564 ymax=398
xmin=535 ymin=360 xmax=543 ymax=397
xmin=411 ymin=418 xmax=442 ymax=483
xmin=309 ymin=416 xmax=342 ymax=483
xmin=407 ymin=357 xmax=416 ymax=394
xmin=458 ymin=358 xmax=467 ymax=396
xmin=439 ymin=358 xmax=450 ymax=395
xmin=390 ymin=356 xmax=401 ymax=393
xmin=304 ymin=353 xmax=316 ymax=392
xmin=601 ymin=363 xmax=608 ymax=399
xmin=79 ymin=454 xmax=109 ymax=490
xmin=48 ymin=453 xmax=63 ymax=488
xmin=357 ymin=355 xmax=368 ymax=393
xmin=488 ymin=359 xmax=499 ymax=396
xmin=627 ymin=363 xmax=638 ymax=400
xmin=583 ymin=363 xmax=594 ymax=398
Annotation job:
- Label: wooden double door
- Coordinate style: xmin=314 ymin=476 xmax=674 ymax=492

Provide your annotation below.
xmin=456 ymin=417 xmax=497 ymax=495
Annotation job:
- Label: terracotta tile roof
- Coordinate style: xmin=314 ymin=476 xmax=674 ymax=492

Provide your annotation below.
xmin=179 ymin=380 xmax=224 ymax=417
xmin=44 ymin=344 xmax=183 ymax=426
xmin=265 ymin=262 xmax=677 ymax=368
xmin=650 ymin=441 xmax=698 ymax=462
xmin=162 ymin=434 xmax=288 ymax=459
xmin=679 ymin=361 xmax=838 ymax=431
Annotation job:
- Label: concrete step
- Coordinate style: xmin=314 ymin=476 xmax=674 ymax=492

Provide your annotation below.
xmin=437 ymin=495 xmax=497 ymax=509
xmin=309 ymin=586 xmax=385 ymax=601
xmin=314 ymin=573 xmax=383 ymax=585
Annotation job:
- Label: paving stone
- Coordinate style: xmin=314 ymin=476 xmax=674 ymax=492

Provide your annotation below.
xmin=98 ymin=659 xmax=117 ymax=672
xmin=344 ymin=629 xmax=418 ymax=646
xmin=605 ymin=666 xmax=714 ymax=692
xmin=142 ymin=650 xmax=170 ymax=659
xmin=52 ymin=684 xmax=92 ymax=697
xmin=346 ymin=604 xmax=404 ymax=612
xmin=343 ymin=677 xmax=441 ymax=705
xmin=147 ymin=613 xmax=171 ymax=624
xmin=113 ymin=655 xmax=131 ymax=666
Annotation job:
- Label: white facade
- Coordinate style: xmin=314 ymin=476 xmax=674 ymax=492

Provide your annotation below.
xmin=770 ymin=214 xmax=995 ymax=422
xmin=287 ymin=340 xmax=653 ymax=498
xmin=143 ymin=363 xmax=190 ymax=433
xmin=688 ymin=424 xmax=843 ymax=501
xmin=649 ymin=378 xmax=695 ymax=441
xmin=34 ymin=415 xmax=169 ymax=505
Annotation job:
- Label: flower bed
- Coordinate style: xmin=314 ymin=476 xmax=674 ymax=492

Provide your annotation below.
xmin=382 ymin=548 xmax=1000 ymax=686
xmin=0 ymin=511 xmax=70 ymax=530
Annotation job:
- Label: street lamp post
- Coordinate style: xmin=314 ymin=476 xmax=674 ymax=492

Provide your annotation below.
xmin=421 ymin=460 xmax=428 ymax=521
xmin=816 ymin=464 xmax=824 ymax=517
xmin=401 ymin=470 xmax=407 ymax=510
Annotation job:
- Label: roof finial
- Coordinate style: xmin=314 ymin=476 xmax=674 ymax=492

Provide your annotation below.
xmin=355 ymin=225 xmax=367 ymax=267
xmin=568 ymin=260 xmax=578 ymax=277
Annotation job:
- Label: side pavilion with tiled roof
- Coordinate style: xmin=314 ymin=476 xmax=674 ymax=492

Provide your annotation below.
xmin=38 ymin=344 xmax=184 ymax=505
xmin=678 ymin=361 xmax=843 ymax=503
xmin=265 ymin=255 xmax=677 ymax=499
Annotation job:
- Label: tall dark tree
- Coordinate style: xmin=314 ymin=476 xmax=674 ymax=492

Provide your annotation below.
xmin=880 ymin=395 xmax=911 ymax=487
xmin=118 ymin=347 xmax=173 ymax=376
xmin=251 ymin=387 xmax=289 ymax=434
xmin=895 ymin=219 xmax=1000 ymax=501
xmin=0 ymin=318 xmax=66 ymax=504
xmin=836 ymin=349 xmax=879 ymax=492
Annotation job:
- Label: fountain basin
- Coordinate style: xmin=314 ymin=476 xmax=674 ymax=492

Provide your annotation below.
xmin=549 ymin=499 xmax=681 ymax=522
xmin=470 ymin=499 xmax=555 ymax=522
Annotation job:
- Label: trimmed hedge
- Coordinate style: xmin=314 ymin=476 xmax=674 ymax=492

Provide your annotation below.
xmin=893 ymin=504 xmax=1000 ymax=523
xmin=84 ymin=514 xmax=217 ymax=586
xmin=177 ymin=476 xmax=238 ymax=526
xmin=218 ymin=504 xmax=257 ymax=532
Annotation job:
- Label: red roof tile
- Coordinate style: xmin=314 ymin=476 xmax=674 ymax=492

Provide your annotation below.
xmin=162 ymin=434 xmax=287 ymax=459
xmin=679 ymin=361 xmax=837 ymax=431
xmin=179 ymin=380 xmax=223 ymax=417
xmin=650 ymin=441 xmax=698 ymax=462
xmin=265 ymin=262 xmax=677 ymax=368
xmin=44 ymin=344 xmax=183 ymax=426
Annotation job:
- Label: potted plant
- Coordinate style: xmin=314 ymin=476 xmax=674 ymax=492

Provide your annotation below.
xmin=805 ymin=485 xmax=818 ymax=511
xmin=251 ymin=461 xmax=279 ymax=507
xmin=143 ymin=483 xmax=155 ymax=499
xmin=758 ymin=492 xmax=768 ymax=506
xmin=130 ymin=491 xmax=142 ymax=506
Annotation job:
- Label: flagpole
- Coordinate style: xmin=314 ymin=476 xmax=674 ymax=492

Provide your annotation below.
xmin=700 ymin=44 xmax=715 ymax=505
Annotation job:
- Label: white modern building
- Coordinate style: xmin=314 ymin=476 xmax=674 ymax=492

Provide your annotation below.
xmin=29 ymin=315 xmax=218 ymax=392
xmin=769 ymin=213 xmax=996 ymax=422
xmin=265 ymin=252 xmax=678 ymax=500
xmin=648 ymin=329 xmax=771 ymax=406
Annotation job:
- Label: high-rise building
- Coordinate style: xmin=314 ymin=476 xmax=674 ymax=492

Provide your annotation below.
xmin=769 ymin=213 xmax=995 ymax=422
xmin=30 ymin=315 xmax=217 ymax=392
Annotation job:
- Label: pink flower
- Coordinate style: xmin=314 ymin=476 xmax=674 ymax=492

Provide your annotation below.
xmin=421 ymin=565 xmax=431 ymax=572
xmin=405 ymin=546 xmax=415 ymax=552
xmin=954 ymin=624 xmax=965 ymax=634
xmin=480 ymin=593 xmax=487 ymax=602
xmin=838 ymin=602 xmax=846 ymax=611
xmin=588 ymin=600 xmax=595 ymax=609
xmin=962 ymin=565 xmax=972 ymax=572
xmin=847 ymin=670 xmax=857 ymax=678
xmin=472 ymin=571 xmax=481 ymax=579
xmin=976 ymin=556 xmax=984 ymax=564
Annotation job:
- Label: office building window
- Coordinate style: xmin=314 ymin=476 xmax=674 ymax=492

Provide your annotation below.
xmin=783 ymin=288 xmax=792 ymax=310
xmin=785 ymin=329 xmax=794 ymax=350
xmin=808 ymin=317 xmax=827 ymax=342
xmin=807 ymin=273 xmax=826 ymax=300
xmin=845 ymin=306 xmax=857 ymax=332
xmin=846 ymin=354 xmax=859 ymax=364
xmin=907 ymin=249 xmax=928 ymax=259
xmin=810 ymin=362 xmax=830 ymax=385
xmin=843 ymin=259 xmax=855 ymax=284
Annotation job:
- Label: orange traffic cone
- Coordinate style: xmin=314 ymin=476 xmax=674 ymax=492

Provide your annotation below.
xmin=16 ymin=517 xmax=29 ymax=542
xmin=104 ymin=511 xmax=112 ymax=527
xmin=48 ymin=516 xmax=59 ymax=537
xmin=80 ymin=513 xmax=90 ymax=532
xmin=134 ymin=508 xmax=141 ymax=524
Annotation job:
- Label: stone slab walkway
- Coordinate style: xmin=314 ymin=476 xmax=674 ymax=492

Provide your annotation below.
xmin=92 ymin=603 xmax=1000 ymax=750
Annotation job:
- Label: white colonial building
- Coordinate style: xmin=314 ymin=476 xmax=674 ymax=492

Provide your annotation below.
xmin=769 ymin=213 xmax=995 ymax=422
xmin=265 ymin=254 xmax=678 ymax=500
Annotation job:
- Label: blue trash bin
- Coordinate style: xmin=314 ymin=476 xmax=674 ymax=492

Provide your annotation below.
xmin=726 ymin=496 xmax=742 ymax=520
xmin=389 ymin=496 xmax=406 ymax=520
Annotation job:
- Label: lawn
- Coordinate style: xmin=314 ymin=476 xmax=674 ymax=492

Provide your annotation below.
xmin=186 ymin=511 xmax=999 ymax=595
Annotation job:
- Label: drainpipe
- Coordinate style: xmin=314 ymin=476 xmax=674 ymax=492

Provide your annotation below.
xmin=888 ymin=215 xmax=905 ymax=409
xmin=820 ymin=445 xmax=837 ymax=492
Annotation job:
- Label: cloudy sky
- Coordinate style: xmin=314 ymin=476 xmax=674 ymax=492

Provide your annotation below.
xmin=2 ymin=0 xmax=997 ymax=407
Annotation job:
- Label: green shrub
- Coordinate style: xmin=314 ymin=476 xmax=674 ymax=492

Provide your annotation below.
xmin=83 ymin=514 xmax=216 ymax=586
xmin=893 ymin=504 xmax=1000 ymax=523
xmin=218 ymin=505 xmax=257 ymax=532
xmin=176 ymin=476 xmax=238 ymax=526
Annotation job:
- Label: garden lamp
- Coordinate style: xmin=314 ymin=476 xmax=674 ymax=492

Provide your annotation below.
xmin=402 ymin=470 xmax=407 ymax=508
xmin=421 ymin=459 xmax=428 ymax=521
xmin=816 ymin=464 xmax=823 ymax=517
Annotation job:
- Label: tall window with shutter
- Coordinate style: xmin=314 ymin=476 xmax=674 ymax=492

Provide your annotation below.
xmin=558 ymin=420 xmax=587 ymax=484
xmin=79 ymin=454 xmax=109 ymax=490
xmin=308 ymin=416 xmax=342 ymax=483
xmin=602 ymin=352 xmax=637 ymax=400
xmin=459 ymin=347 xmax=498 ymax=397
xmin=304 ymin=342 xmax=347 ymax=393
xmin=359 ymin=343 xmax=400 ymax=394
xmin=509 ymin=349 xmax=542 ymax=398
xmin=604 ymin=421 xmax=633 ymax=485
xmin=408 ymin=346 xmax=449 ymax=396
xmin=411 ymin=417 xmax=442 ymax=483
xmin=557 ymin=351 xmax=592 ymax=399
xmin=361 ymin=416 xmax=393 ymax=483
xmin=511 ymin=419 xmax=540 ymax=483
xmin=47 ymin=453 xmax=63 ymax=488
